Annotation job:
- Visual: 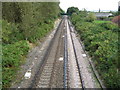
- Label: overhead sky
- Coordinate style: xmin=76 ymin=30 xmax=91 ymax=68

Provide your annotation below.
xmin=59 ymin=0 xmax=120 ymax=12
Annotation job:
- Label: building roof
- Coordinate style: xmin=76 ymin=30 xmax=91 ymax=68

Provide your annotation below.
xmin=94 ymin=13 xmax=113 ymax=17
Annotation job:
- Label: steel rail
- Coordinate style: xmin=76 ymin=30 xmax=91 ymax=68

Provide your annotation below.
xmin=29 ymin=18 xmax=64 ymax=88
xmin=68 ymin=19 xmax=105 ymax=89
xmin=49 ymin=18 xmax=65 ymax=88
xmin=67 ymin=18 xmax=85 ymax=89
xmin=63 ymin=18 xmax=68 ymax=88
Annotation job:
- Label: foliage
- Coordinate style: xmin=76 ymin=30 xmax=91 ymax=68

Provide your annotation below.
xmin=67 ymin=7 xmax=79 ymax=15
xmin=2 ymin=2 xmax=61 ymax=88
xmin=2 ymin=20 xmax=23 ymax=44
xmin=70 ymin=11 xmax=120 ymax=87
xmin=71 ymin=10 xmax=87 ymax=23
xmin=100 ymin=22 xmax=120 ymax=32
xmin=2 ymin=40 xmax=29 ymax=87
xmin=2 ymin=2 xmax=60 ymax=43
xmin=86 ymin=13 xmax=96 ymax=22
xmin=59 ymin=8 xmax=65 ymax=15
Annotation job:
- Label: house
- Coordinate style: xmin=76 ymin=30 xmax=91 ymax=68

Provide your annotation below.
xmin=94 ymin=13 xmax=113 ymax=18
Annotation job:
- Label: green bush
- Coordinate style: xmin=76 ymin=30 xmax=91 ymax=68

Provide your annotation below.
xmin=2 ymin=40 xmax=29 ymax=88
xmin=86 ymin=13 xmax=96 ymax=22
xmin=70 ymin=13 xmax=120 ymax=87
xmin=2 ymin=2 xmax=61 ymax=88
xmin=2 ymin=2 xmax=60 ymax=43
xmin=2 ymin=20 xmax=23 ymax=44
xmin=100 ymin=22 xmax=119 ymax=32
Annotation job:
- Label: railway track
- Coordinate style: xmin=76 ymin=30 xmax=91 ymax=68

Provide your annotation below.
xmin=30 ymin=17 xmax=65 ymax=88
xmin=66 ymin=17 xmax=105 ymax=89
xmin=20 ymin=15 xmax=104 ymax=89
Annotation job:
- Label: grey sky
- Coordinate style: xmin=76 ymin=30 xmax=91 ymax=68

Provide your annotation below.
xmin=59 ymin=0 xmax=119 ymax=12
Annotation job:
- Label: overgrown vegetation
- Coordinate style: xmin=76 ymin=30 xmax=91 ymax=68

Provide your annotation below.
xmin=69 ymin=8 xmax=120 ymax=88
xmin=93 ymin=20 xmax=111 ymax=24
xmin=2 ymin=41 xmax=29 ymax=87
xmin=67 ymin=7 xmax=79 ymax=16
xmin=2 ymin=2 xmax=60 ymax=88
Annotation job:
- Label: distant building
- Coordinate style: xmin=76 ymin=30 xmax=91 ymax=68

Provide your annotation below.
xmin=94 ymin=13 xmax=113 ymax=18
xmin=118 ymin=1 xmax=120 ymax=11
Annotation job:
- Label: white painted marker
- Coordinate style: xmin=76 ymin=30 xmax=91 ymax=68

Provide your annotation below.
xmin=35 ymin=57 xmax=37 ymax=59
xmin=82 ymin=54 xmax=87 ymax=57
xmin=59 ymin=57 xmax=63 ymax=61
xmin=24 ymin=70 xmax=31 ymax=79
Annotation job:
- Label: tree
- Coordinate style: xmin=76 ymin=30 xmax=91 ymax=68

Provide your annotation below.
xmin=86 ymin=13 xmax=96 ymax=22
xmin=67 ymin=7 xmax=79 ymax=15
xmin=2 ymin=2 xmax=60 ymax=42
xmin=59 ymin=8 xmax=65 ymax=15
xmin=99 ymin=8 xmax=101 ymax=12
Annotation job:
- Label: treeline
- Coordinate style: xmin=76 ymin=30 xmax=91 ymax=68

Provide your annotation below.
xmin=2 ymin=2 xmax=61 ymax=88
xmin=2 ymin=2 xmax=60 ymax=43
xmin=67 ymin=7 xmax=120 ymax=88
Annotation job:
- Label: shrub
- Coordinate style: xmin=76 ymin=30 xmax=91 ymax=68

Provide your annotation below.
xmin=100 ymin=22 xmax=119 ymax=32
xmin=2 ymin=2 xmax=61 ymax=88
xmin=2 ymin=40 xmax=29 ymax=88
xmin=86 ymin=13 xmax=96 ymax=22
xmin=71 ymin=13 xmax=119 ymax=87
xmin=2 ymin=20 xmax=23 ymax=44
